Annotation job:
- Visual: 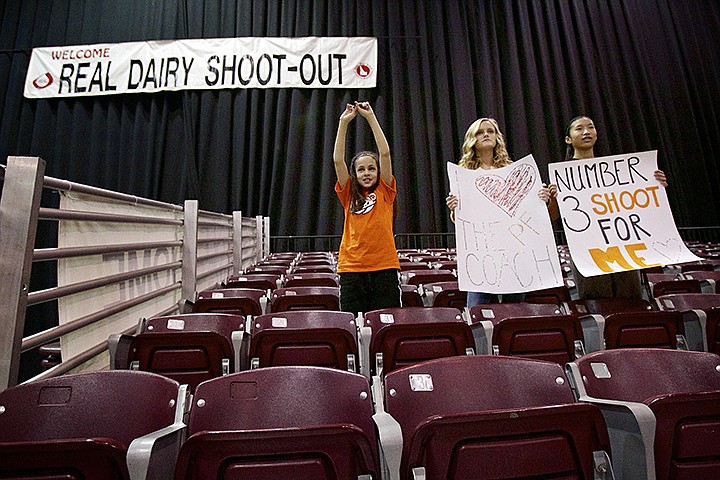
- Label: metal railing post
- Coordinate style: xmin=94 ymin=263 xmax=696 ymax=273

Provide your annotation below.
xmin=263 ymin=216 xmax=271 ymax=257
xmin=0 ymin=157 xmax=46 ymax=389
xmin=255 ymin=215 xmax=263 ymax=261
xmin=182 ymin=200 xmax=198 ymax=303
xmin=233 ymin=211 xmax=243 ymax=274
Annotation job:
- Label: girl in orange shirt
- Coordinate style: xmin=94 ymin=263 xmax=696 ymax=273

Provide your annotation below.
xmin=333 ymin=101 xmax=401 ymax=314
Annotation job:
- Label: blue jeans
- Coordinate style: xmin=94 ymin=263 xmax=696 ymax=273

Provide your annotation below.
xmin=467 ymin=292 xmax=524 ymax=308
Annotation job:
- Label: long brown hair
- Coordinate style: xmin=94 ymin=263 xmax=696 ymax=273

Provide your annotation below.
xmin=348 ymin=151 xmax=379 ymax=213
xmin=347 ymin=150 xmax=398 ymax=221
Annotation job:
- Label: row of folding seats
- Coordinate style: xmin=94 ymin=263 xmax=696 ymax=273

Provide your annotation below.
xmin=194 ymin=285 xmax=341 ymax=315
xmin=473 ymin=295 xmax=720 ymax=358
xmin=108 ymin=307 xmax=473 ymax=389
xmin=109 ymin=293 xmax=719 ymax=398
xmin=3 ymin=349 xmax=719 ymax=479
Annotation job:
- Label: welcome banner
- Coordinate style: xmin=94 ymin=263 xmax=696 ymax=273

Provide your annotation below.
xmin=549 ymin=150 xmax=700 ymax=277
xmin=447 ymin=155 xmax=563 ymax=294
xmin=25 ymin=36 xmax=377 ymax=98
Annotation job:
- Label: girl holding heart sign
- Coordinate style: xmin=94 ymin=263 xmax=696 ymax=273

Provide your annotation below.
xmin=446 ymin=117 xmax=553 ymax=307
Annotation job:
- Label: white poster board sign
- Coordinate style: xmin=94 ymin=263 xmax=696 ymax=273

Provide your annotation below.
xmin=447 ymin=155 xmax=563 ymax=294
xmin=548 ymin=150 xmax=700 ymax=277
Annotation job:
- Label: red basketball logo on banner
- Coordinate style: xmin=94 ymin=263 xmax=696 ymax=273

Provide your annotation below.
xmin=355 ymin=63 xmax=372 ymax=78
xmin=33 ymin=72 xmax=54 ymax=89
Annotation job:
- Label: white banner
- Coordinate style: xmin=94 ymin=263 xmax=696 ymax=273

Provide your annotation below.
xmin=549 ymin=151 xmax=701 ymax=277
xmin=58 ymin=192 xmax=183 ymax=372
xmin=25 ymin=36 xmax=377 ymax=98
xmin=448 ymin=155 xmax=563 ymax=294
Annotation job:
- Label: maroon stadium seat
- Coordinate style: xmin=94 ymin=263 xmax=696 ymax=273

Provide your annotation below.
xmin=400 ymin=284 xmax=424 ymax=307
xmin=657 ymin=293 xmax=720 ymax=353
xmin=423 ymin=280 xmax=467 ymax=308
xmin=682 ymin=270 xmax=720 ymax=293
xmin=174 ymin=367 xmax=378 ymax=480
xmin=468 ymin=302 xmax=569 ymax=354
xmin=603 ymin=310 xmax=686 ymax=350
xmin=270 ymin=286 xmax=340 ymax=312
xmin=523 ymin=284 xmax=572 ymax=305
xmin=224 ymin=273 xmax=281 ymax=291
xmin=111 ymin=312 xmax=247 ymax=390
xmin=401 ymin=269 xmax=456 ymax=286
xmin=0 ymin=370 xmax=187 ymax=480
xmin=651 ymin=279 xmax=702 ymax=297
xmin=375 ymin=355 xmax=612 ymax=480
xmin=248 ymin=310 xmax=358 ymax=371
xmin=282 ymin=272 xmax=339 ymax=287
xmin=193 ymin=287 xmax=267 ymax=316
xmin=490 ymin=314 xmax=587 ymax=364
xmin=361 ymin=306 xmax=473 ymax=376
xmin=567 ymin=348 xmax=720 ymax=480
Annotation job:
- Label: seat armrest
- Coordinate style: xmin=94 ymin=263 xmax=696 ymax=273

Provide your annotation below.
xmin=127 ymin=384 xmax=190 ymax=480
xmin=108 ymin=333 xmax=134 ymax=369
xmin=371 ymin=376 xmax=402 ymax=480
xmin=681 ymin=309 xmax=707 ymax=351
xmin=358 ymin=326 xmax=372 ymax=378
xmin=470 ymin=320 xmax=493 ymax=355
xmin=566 ymin=363 xmax=656 ymax=480
xmin=578 ymin=314 xmax=605 ymax=352
xmin=231 ymin=330 xmax=249 ymax=372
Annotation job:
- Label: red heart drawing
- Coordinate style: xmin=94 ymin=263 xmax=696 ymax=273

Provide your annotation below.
xmin=474 ymin=163 xmax=535 ymax=217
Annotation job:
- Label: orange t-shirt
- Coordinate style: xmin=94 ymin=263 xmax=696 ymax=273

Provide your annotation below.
xmin=335 ymin=176 xmax=400 ymax=273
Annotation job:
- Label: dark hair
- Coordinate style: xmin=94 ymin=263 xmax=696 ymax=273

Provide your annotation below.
xmin=565 ymin=115 xmax=593 ymax=160
xmin=348 ymin=151 xmax=379 ymax=213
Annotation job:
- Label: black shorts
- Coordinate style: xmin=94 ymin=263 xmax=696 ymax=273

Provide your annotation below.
xmin=339 ymin=268 xmax=401 ymax=315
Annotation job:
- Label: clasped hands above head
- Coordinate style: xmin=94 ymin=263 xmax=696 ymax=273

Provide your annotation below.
xmin=339 ymin=101 xmax=374 ymax=122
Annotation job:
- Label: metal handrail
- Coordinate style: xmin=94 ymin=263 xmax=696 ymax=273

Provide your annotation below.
xmin=22 ymin=283 xmax=180 ymax=352
xmin=33 ymin=240 xmax=183 ymax=261
xmin=27 ymin=261 xmax=182 ymax=306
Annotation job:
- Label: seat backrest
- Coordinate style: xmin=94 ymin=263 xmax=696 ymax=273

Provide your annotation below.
xmin=603 ymin=310 xmax=683 ymax=349
xmin=225 ymin=273 xmax=280 ymax=291
xmin=270 ymin=286 xmax=340 ymax=312
xmin=523 ymin=284 xmax=571 ymax=305
xmin=424 ymin=281 xmax=467 ymax=308
xmin=469 ymin=302 xmax=563 ymax=326
xmin=652 ymin=279 xmax=703 ymax=297
xmin=400 ymin=284 xmax=424 ymax=306
xmin=572 ymin=348 xmax=720 ymax=480
xmin=249 ymin=310 xmax=358 ymax=370
xmin=493 ymin=314 xmax=585 ymax=364
xmin=402 ymin=268 xmax=456 ymax=286
xmin=128 ymin=313 xmax=244 ymax=389
xmin=573 ymin=348 xmax=720 ymax=403
xmin=646 ymin=272 xmax=682 ymax=283
xmin=177 ymin=367 xmax=378 ymax=479
xmin=0 ymin=370 xmax=181 ymax=479
xmin=384 ymin=355 xmax=610 ymax=480
xmin=364 ymin=306 xmax=473 ymax=375
xmin=679 ymin=263 xmax=716 ymax=272
xmin=282 ymin=272 xmax=338 ymax=287
xmin=245 ymin=264 xmax=289 ymax=276
xmin=193 ymin=288 xmax=265 ymax=316
xmin=682 ymin=270 xmax=720 ymax=281
xmin=657 ymin=293 xmax=720 ymax=353
xmin=290 ymin=264 xmax=336 ymax=274
xmin=399 ymin=260 xmax=431 ymax=271
xmin=568 ymin=297 xmax=654 ymax=316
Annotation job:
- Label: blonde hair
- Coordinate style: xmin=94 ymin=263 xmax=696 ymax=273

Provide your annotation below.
xmin=458 ymin=118 xmax=512 ymax=169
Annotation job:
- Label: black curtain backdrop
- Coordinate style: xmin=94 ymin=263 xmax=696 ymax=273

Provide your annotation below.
xmin=2 ymin=0 xmax=720 ymax=238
